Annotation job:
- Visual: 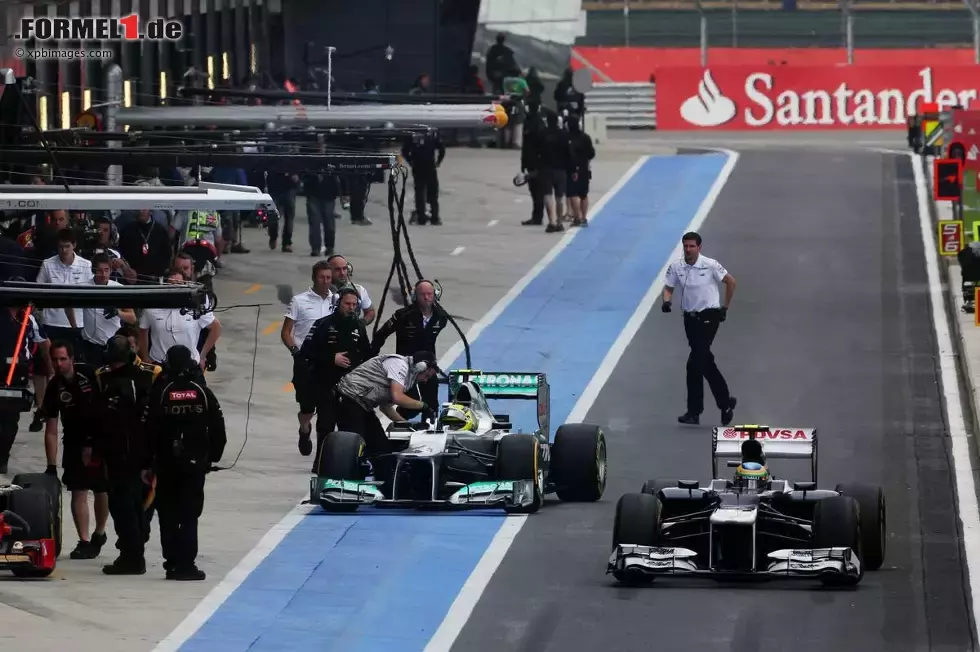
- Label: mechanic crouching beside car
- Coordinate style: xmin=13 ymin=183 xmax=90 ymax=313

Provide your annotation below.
xmin=299 ymin=288 xmax=373 ymax=468
xmin=90 ymin=335 xmax=163 ymax=575
xmin=333 ymin=351 xmax=440 ymax=486
xmin=144 ymin=345 xmax=226 ymax=581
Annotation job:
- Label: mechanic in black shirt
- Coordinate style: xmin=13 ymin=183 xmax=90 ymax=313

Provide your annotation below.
xmin=117 ymin=209 xmax=172 ymax=283
xmin=402 ymin=131 xmax=446 ymax=226
xmin=91 ymin=335 xmax=162 ymax=575
xmin=566 ymin=116 xmax=596 ymax=228
xmin=520 ymin=107 xmax=561 ymax=232
xmin=300 ymin=288 xmax=373 ymax=466
xmin=541 ymin=110 xmax=571 ymax=225
xmin=41 ymin=340 xmax=108 ymax=560
xmin=144 ymin=344 xmax=226 ymax=581
xmin=372 ymin=280 xmax=447 ymax=417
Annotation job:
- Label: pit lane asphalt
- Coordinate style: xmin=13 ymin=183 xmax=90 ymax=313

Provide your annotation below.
xmin=449 ymin=150 xmax=978 ymax=652
xmin=0 ymin=147 xmax=655 ymax=652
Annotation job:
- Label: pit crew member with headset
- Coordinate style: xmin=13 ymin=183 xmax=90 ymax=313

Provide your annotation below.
xmin=372 ymin=280 xmax=447 ymax=416
xmin=91 ymin=335 xmax=162 ymax=575
xmin=144 ymin=344 xmax=226 ymax=581
xmin=299 ymin=288 xmax=372 ymax=465
xmin=139 ymin=272 xmax=222 ymax=369
xmin=0 ymin=304 xmax=47 ymax=473
xmin=327 ymin=255 xmax=376 ymax=325
xmin=81 ymin=254 xmax=137 ymax=367
xmin=87 ymin=217 xmax=138 ymax=284
xmin=281 ymin=261 xmax=336 ymax=444
xmin=333 ymin=351 xmax=440 ymax=482
xmin=42 ymin=340 xmax=108 ymax=560
xmin=172 ymin=254 xmax=219 ymax=371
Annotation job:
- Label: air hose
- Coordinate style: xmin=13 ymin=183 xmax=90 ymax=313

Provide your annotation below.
xmin=372 ymin=165 xmax=472 ymax=369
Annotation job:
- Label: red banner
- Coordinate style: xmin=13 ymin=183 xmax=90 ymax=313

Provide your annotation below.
xmin=654 ymin=66 xmax=980 ymax=130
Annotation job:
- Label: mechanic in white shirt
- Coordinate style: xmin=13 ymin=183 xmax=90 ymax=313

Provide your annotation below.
xmin=281 ymin=260 xmax=336 ymax=441
xmin=36 ymin=228 xmax=94 ymax=351
xmin=81 ymin=254 xmax=137 ymax=366
xmin=662 ymin=231 xmax=738 ymax=427
xmin=327 ymin=255 xmax=376 ymax=324
xmin=138 ymin=272 xmax=222 ymax=368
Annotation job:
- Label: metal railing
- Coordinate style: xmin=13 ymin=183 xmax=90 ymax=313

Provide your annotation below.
xmin=585 ymin=82 xmax=657 ymax=128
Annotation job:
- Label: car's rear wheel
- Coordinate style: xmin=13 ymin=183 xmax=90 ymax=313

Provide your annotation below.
xmin=611 ymin=492 xmax=662 ymax=585
xmin=811 ymin=495 xmax=863 ymax=587
xmin=12 ymin=473 xmax=63 ymax=558
xmin=551 ymin=424 xmax=606 ymax=502
xmin=8 ymin=488 xmax=56 ymax=578
xmin=835 ymin=482 xmax=885 ymax=571
xmin=495 ymin=434 xmax=543 ymax=514
xmin=315 ymin=431 xmax=365 ymax=513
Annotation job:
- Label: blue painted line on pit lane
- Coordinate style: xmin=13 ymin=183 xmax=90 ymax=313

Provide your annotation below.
xmin=178 ymin=153 xmax=730 ymax=652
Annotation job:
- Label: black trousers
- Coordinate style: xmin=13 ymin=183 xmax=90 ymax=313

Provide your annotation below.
xmin=107 ymin=467 xmax=147 ymax=561
xmin=269 ymin=189 xmax=297 ymax=247
xmin=0 ymin=410 xmax=18 ymax=466
xmin=334 ymin=393 xmax=389 ymax=456
xmin=348 ymin=178 xmax=369 ymax=222
xmin=313 ymin=378 xmax=339 ymax=464
xmin=155 ymin=468 xmax=206 ymax=570
xmin=412 ymin=167 xmax=439 ymax=222
xmin=683 ymin=311 xmax=732 ymax=415
xmin=527 ymin=173 xmax=546 ymax=223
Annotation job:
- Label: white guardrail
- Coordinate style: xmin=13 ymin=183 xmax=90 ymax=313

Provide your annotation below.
xmin=585 ymin=82 xmax=657 ymax=129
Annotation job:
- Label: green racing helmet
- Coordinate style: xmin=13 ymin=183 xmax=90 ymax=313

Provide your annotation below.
xmin=734 ymin=461 xmax=770 ymax=491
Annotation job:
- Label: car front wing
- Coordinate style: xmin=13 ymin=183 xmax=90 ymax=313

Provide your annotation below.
xmin=608 ymin=545 xmax=862 ymax=581
xmin=311 ymin=477 xmax=537 ymax=511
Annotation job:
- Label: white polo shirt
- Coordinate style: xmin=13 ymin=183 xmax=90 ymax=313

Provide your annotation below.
xmin=665 ymin=254 xmax=728 ymax=313
xmin=36 ymin=253 xmax=94 ymax=328
xmin=330 ymin=283 xmax=373 ymax=314
xmin=139 ymin=307 xmax=216 ymax=364
xmin=285 ymin=288 xmax=336 ymax=345
xmin=82 ymin=279 xmax=123 ymax=347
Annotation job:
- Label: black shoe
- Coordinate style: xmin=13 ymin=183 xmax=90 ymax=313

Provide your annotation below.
xmin=677 ymin=413 xmax=699 ymax=425
xmin=429 ymin=218 xmax=442 ymax=226
xmin=721 ymin=397 xmax=737 ymax=426
xmin=522 ymin=219 xmax=543 ymax=226
xmin=70 ymin=540 xmax=98 ymax=560
xmin=545 ymin=223 xmax=565 ymax=233
xmin=90 ymin=531 xmax=107 ymax=554
xmin=298 ymin=427 xmax=313 ymax=456
xmin=102 ymin=556 xmax=146 ymax=575
xmin=29 ymin=410 xmax=43 ymax=433
xmin=168 ymin=564 xmax=206 ymax=581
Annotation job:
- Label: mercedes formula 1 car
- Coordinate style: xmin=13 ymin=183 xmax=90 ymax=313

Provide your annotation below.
xmin=609 ymin=424 xmax=886 ymax=587
xmin=310 ymin=369 xmax=607 ymax=513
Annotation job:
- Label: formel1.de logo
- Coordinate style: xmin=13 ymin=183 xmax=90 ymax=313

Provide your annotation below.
xmin=16 ymin=15 xmax=183 ymax=41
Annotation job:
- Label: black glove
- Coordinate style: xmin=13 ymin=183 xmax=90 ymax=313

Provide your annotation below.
xmin=45 ymin=464 xmax=57 ymax=476
xmin=420 ymin=403 xmax=437 ymax=423
xmin=661 ymin=300 xmax=672 ymax=313
xmin=718 ymin=306 xmax=728 ymax=322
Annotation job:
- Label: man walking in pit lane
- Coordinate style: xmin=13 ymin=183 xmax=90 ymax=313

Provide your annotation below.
xmin=281 ymin=261 xmax=336 ymax=454
xmin=327 ymin=255 xmax=376 ymax=325
xmin=662 ymin=231 xmax=738 ymax=426
xmin=300 ymin=288 xmax=373 ymax=470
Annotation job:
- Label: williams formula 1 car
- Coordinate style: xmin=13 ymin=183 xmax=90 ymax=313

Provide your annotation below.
xmin=609 ymin=424 xmax=886 ymax=587
xmin=311 ymin=369 xmax=607 ymax=513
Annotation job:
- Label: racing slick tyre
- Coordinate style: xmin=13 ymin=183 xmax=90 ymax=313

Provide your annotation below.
xmin=12 ymin=473 xmax=63 ymax=558
xmin=835 ymin=482 xmax=885 ymax=571
xmin=8 ymin=488 xmax=56 ymax=578
xmin=811 ymin=495 xmax=863 ymax=587
xmin=315 ymin=431 xmax=365 ymax=514
xmin=495 ymin=434 xmax=543 ymax=514
xmin=611 ymin=492 xmax=662 ymax=585
xmin=551 ymin=424 xmax=607 ymax=502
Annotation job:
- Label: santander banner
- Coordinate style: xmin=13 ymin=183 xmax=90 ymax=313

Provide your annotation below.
xmin=655 ymin=66 xmax=980 ymax=130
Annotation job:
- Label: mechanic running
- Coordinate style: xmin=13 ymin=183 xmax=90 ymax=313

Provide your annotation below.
xmin=144 ymin=344 xmax=226 ymax=581
xmin=42 ymin=340 xmax=108 ymax=560
xmin=91 ymin=335 xmax=162 ymax=575
xmin=327 ymin=255 xmax=376 ymax=324
xmin=662 ymin=231 xmax=738 ymax=426
xmin=333 ymin=351 xmax=440 ymax=482
xmin=372 ymin=280 xmax=448 ymax=417
xmin=81 ymin=254 xmax=137 ymax=367
xmin=282 ymin=261 xmax=337 ymax=448
xmin=300 ymin=288 xmax=373 ymax=467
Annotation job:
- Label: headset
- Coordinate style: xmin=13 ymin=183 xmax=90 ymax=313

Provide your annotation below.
xmin=412 ymin=351 xmax=437 ymax=374
xmin=409 ymin=279 xmax=439 ymax=303
xmin=325 ymin=254 xmax=354 ymax=278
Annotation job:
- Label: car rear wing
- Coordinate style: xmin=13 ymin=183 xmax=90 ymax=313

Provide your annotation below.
xmin=447 ymin=370 xmax=550 ymax=438
xmin=712 ymin=424 xmax=818 ymax=482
